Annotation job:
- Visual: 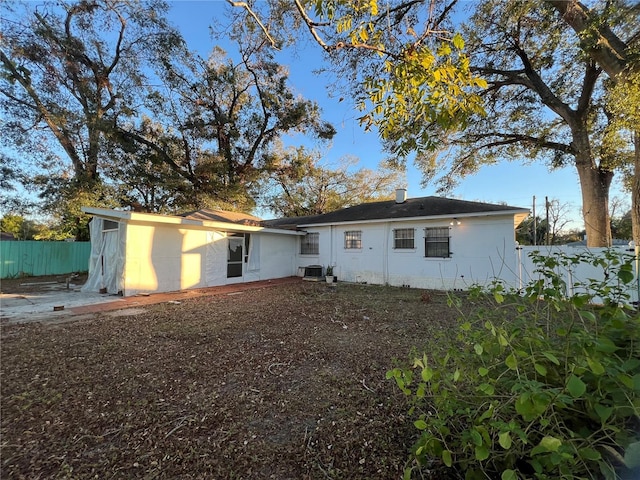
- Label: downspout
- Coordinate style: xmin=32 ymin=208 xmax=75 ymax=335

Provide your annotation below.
xmin=383 ymin=222 xmax=390 ymax=284
xmin=330 ymin=225 xmax=335 ymax=269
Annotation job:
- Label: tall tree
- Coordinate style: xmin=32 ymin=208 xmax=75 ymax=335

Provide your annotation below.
xmin=226 ymin=0 xmax=487 ymax=154
xmin=0 ymin=0 xmax=180 ymax=236
xmin=228 ymin=0 xmax=631 ymax=246
xmin=264 ymin=146 xmax=404 ymax=217
xmin=546 ymin=0 xmax=639 ymax=245
xmin=409 ymin=0 xmax=625 ymax=246
xmin=114 ymin=41 xmax=336 ymax=212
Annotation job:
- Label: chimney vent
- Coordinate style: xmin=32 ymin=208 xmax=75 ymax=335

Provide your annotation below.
xmin=395 ymin=188 xmax=407 ymax=204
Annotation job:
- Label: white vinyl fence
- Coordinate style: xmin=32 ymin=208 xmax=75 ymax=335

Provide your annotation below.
xmin=514 ymin=245 xmax=639 ymax=304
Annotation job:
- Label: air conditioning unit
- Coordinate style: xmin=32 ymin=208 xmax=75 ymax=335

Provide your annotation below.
xmin=303 ymin=265 xmax=323 ymax=281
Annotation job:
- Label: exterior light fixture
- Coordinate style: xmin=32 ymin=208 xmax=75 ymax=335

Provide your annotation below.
xmin=450 ymin=218 xmax=461 ymax=226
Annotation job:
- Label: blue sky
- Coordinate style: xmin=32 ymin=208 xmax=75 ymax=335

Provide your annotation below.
xmin=2 ymin=1 xmax=624 ymax=228
xmin=166 ymin=1 xmax=609 ymax=229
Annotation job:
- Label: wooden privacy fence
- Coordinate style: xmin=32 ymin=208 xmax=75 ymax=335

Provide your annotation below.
xmin=0 ymin=241 xmax=91 ymax=279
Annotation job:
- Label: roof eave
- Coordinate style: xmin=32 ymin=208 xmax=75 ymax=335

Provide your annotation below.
xmin=81 ymin=207 xmax=304 ymax=236
xmin=297 ymin=209 xmax=531 ymax=228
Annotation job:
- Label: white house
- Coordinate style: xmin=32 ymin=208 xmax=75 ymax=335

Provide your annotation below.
xmin=81 ymin=190 xmax=529 ymax=296
xmin=266 ymin=189 xmax=529 ymax=290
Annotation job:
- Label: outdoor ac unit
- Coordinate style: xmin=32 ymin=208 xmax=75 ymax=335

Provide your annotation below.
xmin=303 ymin=265 xmax=323 ymax=281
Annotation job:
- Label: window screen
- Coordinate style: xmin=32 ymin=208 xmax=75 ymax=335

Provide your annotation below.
xmin=301 ymin=232 xmax=319 ymax=255
xmin=424 ymin=227 xmax=450 ymax=258
xmin=344 ymin=231 xmax=362 ymax=249
xmin=394 ymin=228 xmax=415 ymax=249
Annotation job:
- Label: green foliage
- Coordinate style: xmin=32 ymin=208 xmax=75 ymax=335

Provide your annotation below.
xmin=231 ymin=1 xmax=487 ymax=158
xmin=358 ymin=36 xmax=487 ymax=157
xmin=33 ymin=177 xmax=118 ymax=241
xmin=605 ymin=70 xmax=640 ymax=133
xmin=0 ymin=214 xmax=40 ymax=240
xmin=389 ymin=251 xmax=640 ymax=479
xmin=611 ymin=211 xmax=633 ymax=241
xmin=264 ymin=146 xmax=403 ymax=217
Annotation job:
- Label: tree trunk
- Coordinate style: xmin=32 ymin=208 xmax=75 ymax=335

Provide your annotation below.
xmin=572 ymin=133 xmax=613 ymax=246
xmin=576 ymin=167 xmax=613 ymax=246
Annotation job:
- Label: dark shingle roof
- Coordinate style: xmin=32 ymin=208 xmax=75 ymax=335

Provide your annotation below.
xmin=265 ymin=196 xmax=528 ymax=228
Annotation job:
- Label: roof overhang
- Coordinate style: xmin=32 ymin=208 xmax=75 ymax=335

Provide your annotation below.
xmin=296 ymin=209 xmax=531 ymax=228
xmin=81 ymin=207 xmax=305 ymax=236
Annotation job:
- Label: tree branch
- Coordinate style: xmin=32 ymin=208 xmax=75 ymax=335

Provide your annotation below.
xmin=545 ymin=0 xmax=629 ymax=79
xmin=113 ymin=126 xmax=193 ymax=183
xmin=226 ymin=0 xmax=279 ymax=49
xmin=576 ymin=61 xmax=601 ymax=120
xmin=511 ymin=43 xmax=576 ymax=123
xmin=0 ymin=48 xmax=83 ymax=171
xmin=463 ymin=132 xmax=575 ymax=155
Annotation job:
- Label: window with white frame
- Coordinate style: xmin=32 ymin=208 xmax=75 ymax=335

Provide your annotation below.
xmin=424 ymin=227 xmax=450 ymax=258
xmin=301 ymin=232 xmax=319 ymax=255
xmin=393 ymin=228 xmax=415 ymax=249
xmin=344 ymin=230 xmax=362 ymax=249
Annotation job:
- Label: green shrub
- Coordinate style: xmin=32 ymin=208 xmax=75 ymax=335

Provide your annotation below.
xmin=389 ymin=250 xmax=640 ymax=479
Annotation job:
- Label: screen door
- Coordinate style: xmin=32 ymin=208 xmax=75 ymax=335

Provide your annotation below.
xmin=227 ymin=235 xmax=244 ymax=279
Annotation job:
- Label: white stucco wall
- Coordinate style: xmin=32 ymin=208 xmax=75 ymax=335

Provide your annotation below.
xmin=295 ymin=215 xmax=520 ymax=290
xmin=122 ymin=222 xmax=207 ymax=295
xmin=257 ymin=233 xmax=298 ymax=279
xmin=120 ymin=221 xmax=299 ymax=296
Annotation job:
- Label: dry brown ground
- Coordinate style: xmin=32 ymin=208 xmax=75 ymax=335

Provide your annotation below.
xmin=1 ymin=273 xmax=88 ymax=294
xmin=1 ymin=281 xmax=466 ymax=479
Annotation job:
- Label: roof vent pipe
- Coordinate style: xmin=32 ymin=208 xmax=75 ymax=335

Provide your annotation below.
xmin=395 ymin=188 xmax=407 ymax=204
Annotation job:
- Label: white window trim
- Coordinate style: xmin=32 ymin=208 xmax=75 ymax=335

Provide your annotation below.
xmin=424 ymin=226 xmax=452 ymax=259
xmin=344 ymin=230 xmax=363 ymax=250
xmin=392 ymin=227 xmax=416 ymax=250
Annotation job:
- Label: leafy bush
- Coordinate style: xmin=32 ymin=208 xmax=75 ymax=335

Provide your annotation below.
xmin=389 ymin=250 xmax=640 ymax=479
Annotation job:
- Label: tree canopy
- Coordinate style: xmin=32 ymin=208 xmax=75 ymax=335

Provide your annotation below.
xmin=264 ymin=146 xmax=404 ymax=217
xmin=0 ymin=0 xmax=181 ymax=237
xmin=229 ymin=0 xmax=638 ymax=246
xmin=1 ymin=0 xmax=339 ymax=232
xmin=112 ymin=41 xmax=336 ymax=212
xmin=227 ymin=0 xmax=487 ymax=155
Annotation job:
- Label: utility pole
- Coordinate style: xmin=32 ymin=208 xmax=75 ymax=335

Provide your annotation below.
xmin=532 ymin=196 xmax=537 ymax=246
xmin=545 ymin=196 xmax=550 ymax=245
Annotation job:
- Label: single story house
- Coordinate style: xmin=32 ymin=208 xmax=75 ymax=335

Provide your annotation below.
xmin=81 ymin=190 xmax=529 ymax=296
xmin=265 ymin=189 xmax=529 ymax=290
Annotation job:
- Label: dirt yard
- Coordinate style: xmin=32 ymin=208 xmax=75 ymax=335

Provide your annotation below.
xmin=1 ymin=281 xmax=466 ymax=479
xmin=1 ymin=273 xmax=88 ymax=294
